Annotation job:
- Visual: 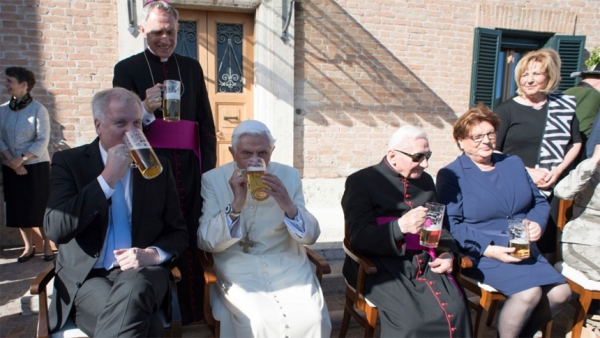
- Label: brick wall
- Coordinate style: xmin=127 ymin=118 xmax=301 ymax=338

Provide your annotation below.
xmin=294 ymin=0 xmax=600 ymax=179
xmin=0 ymin=0 xmax=119 ymax=153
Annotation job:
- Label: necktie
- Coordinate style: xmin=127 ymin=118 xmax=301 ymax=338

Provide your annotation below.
xmin=102 ymin=180 xmax=132 ymax=270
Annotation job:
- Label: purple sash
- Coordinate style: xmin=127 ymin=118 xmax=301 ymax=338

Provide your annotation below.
xmin=145 ymin=118 xmax=201 ymax=169
xmin=376 ymin=216 xmax=463 ymax=296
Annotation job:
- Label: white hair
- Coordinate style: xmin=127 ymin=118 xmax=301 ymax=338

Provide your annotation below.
xmin=387 ymin=125 xmax=428 ymax=151
xmin=231 ymin=120 xmax=276 ymax=151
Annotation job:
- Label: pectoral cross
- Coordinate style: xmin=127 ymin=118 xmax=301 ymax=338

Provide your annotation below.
xmin=239 ymin=233 xmax=255 ymax=253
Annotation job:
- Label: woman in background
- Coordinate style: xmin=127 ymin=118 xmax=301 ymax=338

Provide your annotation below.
xmin=495 ymin=48 xmax=582 ymax=262
xmin=1 ymin=67 xmax=53 ymax=262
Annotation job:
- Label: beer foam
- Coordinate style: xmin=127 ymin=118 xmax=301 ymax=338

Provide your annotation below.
xmin=247 ymin=167 xmax=264 ymax=172
xmin=165 ymin=92 xmax=180 ymax=100
xmin=510 ymin=238 xmax=528 ymax=244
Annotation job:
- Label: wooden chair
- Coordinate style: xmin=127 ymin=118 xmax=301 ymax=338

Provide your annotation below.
xmin=198 ymin=247 xmax=331 ymax=338
xmin=555 ymin=198 xmax=600 ymax=338
xmin=30 ymin=265 xmax=183 ymax=338
xmin=339 ymin=237 xmax=378 ymax=338
xmin=339 ymin=237 xmax=477 ymax=338
xmin=459 ymin=252 xmax=552 ymax=337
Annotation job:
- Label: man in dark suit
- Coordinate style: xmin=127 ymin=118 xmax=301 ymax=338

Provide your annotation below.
xmin=341 ymin=125 xmax=471 ymax=337
xmin=44 ymin=87 xmax=188 ymax=337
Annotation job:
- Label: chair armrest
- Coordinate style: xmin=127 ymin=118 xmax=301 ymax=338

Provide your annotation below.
xmin=460 ymin=256 xmax=473 ymax=269
xmin=343 ymin=238 xmax=377 ymax=275
xmin=305 ymin=246 xmax=331 ymax=284
xmin=30 ymin=264 xmax=55 ymax=295
xmin=170 ymin=266 xmax=182 ymax=283
xmin=31 ymin=264 xmax=55 ymax=338
xmin=197 ymin=250 xmax=217 ymax=284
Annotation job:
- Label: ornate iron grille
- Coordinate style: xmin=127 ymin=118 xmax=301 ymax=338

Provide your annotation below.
xmin=217 ymin=23 xmax=244 ymax=93
xmin=175 ymin=21 xmax=197 ymax=59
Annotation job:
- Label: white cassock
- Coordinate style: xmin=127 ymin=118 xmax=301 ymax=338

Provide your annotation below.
xmin=198 ymin=161 xmax=331 ymax=338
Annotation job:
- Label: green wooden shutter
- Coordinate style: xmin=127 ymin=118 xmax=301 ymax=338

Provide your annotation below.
xmin=546 ymin=35 xmax=586 ymax=91
xmin=470 ymin=28 xmax=501 ymax=109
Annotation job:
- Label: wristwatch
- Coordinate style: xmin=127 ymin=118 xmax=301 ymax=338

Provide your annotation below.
xmin=21 ymin=154 xmax=28 ymax=162
xmin=225 ymin=204 xmax=241 ymax=217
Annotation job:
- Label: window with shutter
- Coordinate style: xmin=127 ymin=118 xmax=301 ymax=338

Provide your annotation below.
xmin=546 ymin=35 xmax=586 ymax=91
xmin=470 ymin=28 xmax=586 ymax=109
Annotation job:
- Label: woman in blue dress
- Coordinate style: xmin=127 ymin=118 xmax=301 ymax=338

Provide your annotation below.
xmin=436 ymin=104 xmax=571 ymax=338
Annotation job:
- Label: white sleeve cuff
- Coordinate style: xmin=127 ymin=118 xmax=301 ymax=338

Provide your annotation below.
xmin=97 ymin=175 xmax=115 ymax=200
xmin=284 ymin=208 xmax=305 ymax=238
xmin=149 ymin=246 xmax=172 ymax=264
xmin=142 ymin=105 xmax=156 ymax=126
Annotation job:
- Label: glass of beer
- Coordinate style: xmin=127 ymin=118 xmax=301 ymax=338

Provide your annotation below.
xmin=246 ymin=157 xmax=270 ymax=201
xmin=123 ymin=129 xmax=163 ymax=179
xmin=419 ymin=202 xmax=445 ymax=248
xmin=508 ymin=218 xmax=530 ymax=259
xmin=162 ymin=80 xmax=180 ymax=122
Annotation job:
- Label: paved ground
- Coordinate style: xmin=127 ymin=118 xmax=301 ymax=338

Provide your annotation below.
xmin=0 ymin=246 xmax=579 ymax=337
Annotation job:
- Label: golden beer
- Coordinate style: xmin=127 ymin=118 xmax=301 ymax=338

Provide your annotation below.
xmin=420 ymin=228 xmax=442 ymax=247
xmin=509 ymin=238 xmax=530 ymax=259
xmin=247 ymin=168 xmax=269 ymax=201
xmin=130 ymin=147 xmax=163 ymax=179
xmin=162 ymin=96 xmax=180 ymax=122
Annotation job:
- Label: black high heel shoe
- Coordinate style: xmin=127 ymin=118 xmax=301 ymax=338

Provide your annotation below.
xmin=17 ymin=249 xmax=35 ymax=263
xmin=43 ymin=253 xmax=55 ymax=261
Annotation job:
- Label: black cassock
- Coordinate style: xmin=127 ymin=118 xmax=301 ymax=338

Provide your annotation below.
xmin=342 ymin=159 xmax=472 ymax=338
xmin=113 ymin=50 xmax=217 ymax=324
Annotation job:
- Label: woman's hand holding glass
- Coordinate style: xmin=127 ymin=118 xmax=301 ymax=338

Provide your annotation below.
xmin=483 ymin=244 xmax=523 ymax=263
xmin=527 ymin=221 xmax=542 ymax=242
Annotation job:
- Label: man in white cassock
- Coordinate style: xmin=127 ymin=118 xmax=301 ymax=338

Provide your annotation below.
xmin=198 ymin=120 xmax=331 ymax=337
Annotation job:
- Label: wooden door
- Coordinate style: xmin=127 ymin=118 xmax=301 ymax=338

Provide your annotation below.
xmin=178 ymin=10 xmax=255 ymax=167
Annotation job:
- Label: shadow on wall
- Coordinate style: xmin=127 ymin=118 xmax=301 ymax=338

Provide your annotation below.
xmin=294 ymin=0 xmax=459 ymax=175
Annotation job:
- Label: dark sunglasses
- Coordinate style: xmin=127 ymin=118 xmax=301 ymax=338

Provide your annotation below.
xmin=394 ymin=150 xmax=432 ymax=162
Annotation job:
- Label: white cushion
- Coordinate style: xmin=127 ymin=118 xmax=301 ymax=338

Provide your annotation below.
xmin=460 ymin=274 xmax=499 ymax=293
xmin=554 ymin=261 xmax=600 ymax=291
xmin=210 ymin=284 xmax=223 ymax=321
xmin=344 ymin=279 xmax=377 ymax=307
xmin=50 ymin=318 xmax=87 ymax=338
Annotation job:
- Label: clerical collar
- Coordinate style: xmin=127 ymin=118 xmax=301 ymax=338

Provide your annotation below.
xmin=382 ymin=156 xmax=404 ymax=178
xmin=146 ymin=47 xmax=169 ymax=62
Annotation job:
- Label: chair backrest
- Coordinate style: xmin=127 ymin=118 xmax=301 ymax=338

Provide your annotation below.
xmin=556 ymin=198 xmax=574 ymax=262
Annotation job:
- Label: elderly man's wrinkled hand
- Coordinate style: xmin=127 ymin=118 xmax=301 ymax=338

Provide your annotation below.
xmin=429 ymin=252 xmax=454 ymax=274
xmin=262 ymin=173 xmax=297 ymax=218
xmin=229 ymin=168 xmax=248 ymax=209
xmin=115 ymin=247 xmax=160 ymax=270
xmin=398 ymin=206 xmax=427 ymax=234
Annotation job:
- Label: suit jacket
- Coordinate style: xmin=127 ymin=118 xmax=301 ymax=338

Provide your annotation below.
xmin=436 ymin=153 xmax=550 ymax=269
xmin=44 ymin=138 xmax=188 ymax=332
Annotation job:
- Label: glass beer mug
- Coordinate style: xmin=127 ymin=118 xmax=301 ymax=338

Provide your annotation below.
xmin=246 ymin=157 xmax=270 ymax=201
xmin=123 ymin=129 xmax=163 ymax=179
xmin=508 ymin=218 xmax=530 ymax=259
xmin=162 ymin=80 xmax=181 ymax=122
xmin=419 ymin=202 xmax=445 ymax=248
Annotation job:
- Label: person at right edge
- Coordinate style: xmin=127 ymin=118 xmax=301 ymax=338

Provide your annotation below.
xmin=495 ymin=48 xmax=582 ymax=264
xmin=112 ymin=0 xmax=216 ymax=324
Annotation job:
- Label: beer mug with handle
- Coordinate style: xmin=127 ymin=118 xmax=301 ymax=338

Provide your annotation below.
xmin=123 ymin=129 xmax=163 ymax=179
xmin=246 ymin=157 xmax=270 ymax=201
xmin=162 ymin=80 xmax=181 ymax=122
xmin=420 ymin=202 xmax=445 ymax=248
xmin=508 ymin=218 xmax=530 ymax=259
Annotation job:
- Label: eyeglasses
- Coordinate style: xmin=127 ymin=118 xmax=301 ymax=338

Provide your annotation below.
xmin=394 ymin=150 xmax=432 ymax=163
xmin=465 ymin=131 xmax=497 ymax=143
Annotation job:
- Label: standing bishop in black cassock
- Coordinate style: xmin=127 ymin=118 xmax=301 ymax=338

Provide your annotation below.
xmin=112 ymin=1 xmax=216 ymax=324
xmin=341 ymin=126 xmax=472 ymax=337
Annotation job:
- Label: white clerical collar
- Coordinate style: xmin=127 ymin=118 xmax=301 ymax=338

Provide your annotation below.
xmin=147 ymin=47 xmax=169 ymax=62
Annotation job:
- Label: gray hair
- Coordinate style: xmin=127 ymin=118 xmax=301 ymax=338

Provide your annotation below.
xmin=92 ymin=88 xmax=142 ymax=123
xmin=231 ymin=120 xmax=276 ymax=152
xmin=387 ymin=125 xmax=428 ymax=151
xmin=142 ymin=1 xmax=179 ymax=23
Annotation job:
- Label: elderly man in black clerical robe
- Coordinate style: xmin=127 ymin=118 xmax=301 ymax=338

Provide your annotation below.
xmin=341 ymin=125 xmax=472 ymax=338
xmin=112 ymin=0 xmax=216 ymax=324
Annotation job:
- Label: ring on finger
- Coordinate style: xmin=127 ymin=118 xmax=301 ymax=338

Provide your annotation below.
xmin=154 ymin=97 xmax=161 ymax=103
xmin=237 ymin=171 xmax=243 ymax=177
